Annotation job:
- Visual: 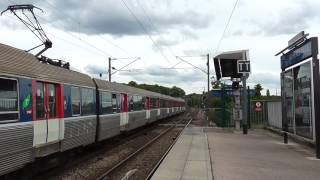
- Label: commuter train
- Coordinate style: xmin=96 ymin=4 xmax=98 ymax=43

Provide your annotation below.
xmin=0 ymin=43 xmax=185 ymax=176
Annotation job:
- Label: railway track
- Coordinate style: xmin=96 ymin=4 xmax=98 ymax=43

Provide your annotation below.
xmin=96 ymin=114 xmax=192 ymax=180
xmin=32 ymin=112 xmax=190 ymax=180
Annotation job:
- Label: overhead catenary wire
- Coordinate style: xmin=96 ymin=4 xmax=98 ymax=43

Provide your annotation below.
xmin=214 ymin=0 xmax=239 ymax=55
xmin=135 ymin=0 xmax=177 ymax=59
xmin=41 ymin=0 xmax=131 ymax=57
xmin=45 ymin=31 xmax=107 ymax=56
xmin=11 ymin=0 xmax=140 ymax=74
xmin=111 ymin=57 xmax=141 ymax=75
xmin=35 ymin=14 xmax=110 ymax=57
xmin=98 ymin=35 xmax=132 ymax=57
xmin=39 ymin=2 xmax=143 ymax=75
xmin=5 ymin=0 xmax=112 ymax=57
xmin=120 ymin=0 xmax=171 ymax=64
xmin=176 ymin=56 xmax=207 ymax=74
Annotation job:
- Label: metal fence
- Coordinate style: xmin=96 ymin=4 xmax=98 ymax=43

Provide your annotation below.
xmin=250 ymin=100 xmax=268 ymax=128
xmin=267 ymin=101 xmax=282 ymax=129
xmin=210 ymin=99 xmax=282 ymax=129
xmin=209 ymin=108 xmax=233 ymax=128
xmin=249 ymin=100 xmax=282 ymax=129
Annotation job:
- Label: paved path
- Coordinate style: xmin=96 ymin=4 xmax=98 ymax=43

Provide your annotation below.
xmin=207 ymin=129 xmax=320 ymax=180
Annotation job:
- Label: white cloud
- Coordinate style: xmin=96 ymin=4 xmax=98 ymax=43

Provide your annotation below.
xmin=2 ymin=0 xmax=319 ymax=94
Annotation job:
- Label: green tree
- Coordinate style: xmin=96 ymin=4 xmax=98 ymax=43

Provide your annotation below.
xmin=186 ymin=93 xmax=202 ymax=107
xmin=266 ymin=89 xmax=270 ymax=96
xmin=127 ymin=82 xmax=186 ymax=98
xmin=211 ymin=80 xmax=221 ymax=89
xmin=128 ymin=81 xmax=138 ymax=87
xmin=170 ymin=86 xmax=186 ymax=97
xmin=254 ymin=84 xmax=263 ymax=97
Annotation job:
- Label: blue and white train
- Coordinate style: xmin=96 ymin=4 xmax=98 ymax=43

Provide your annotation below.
xmin=0 ymin=43 xmax=185 ymax=176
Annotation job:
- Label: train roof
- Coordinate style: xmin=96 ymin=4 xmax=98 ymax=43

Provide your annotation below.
xmin=94 ymin=78 xmax=184 ymax=102
xmin=0 ymin=43 xmax=184 ymax=102
xmin=0 ymin=43 xmax=95 ymax=88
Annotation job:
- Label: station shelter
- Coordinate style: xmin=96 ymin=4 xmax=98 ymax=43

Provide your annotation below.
xmin=276 ymin=32 xmax=320 ymax=154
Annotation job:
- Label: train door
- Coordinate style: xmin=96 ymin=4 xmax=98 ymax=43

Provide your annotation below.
xmin=33 ymin=82 xmax=63 ymax=146
xmin=120 ymin=93 xmax=128 ymax=129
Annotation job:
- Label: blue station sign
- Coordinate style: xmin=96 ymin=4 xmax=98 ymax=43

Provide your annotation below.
xmin=281 ymin=40 xmax=312 ymax=69
xmin=211 ymin=89 xmax=255 ymax=97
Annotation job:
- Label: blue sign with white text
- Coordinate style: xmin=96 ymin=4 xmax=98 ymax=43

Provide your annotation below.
xmin=211 ymin=89 xmax=255 ymax=97
xmin=281 ymin=40 xmax=312 ymax=69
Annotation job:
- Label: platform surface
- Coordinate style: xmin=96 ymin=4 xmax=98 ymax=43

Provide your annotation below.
xmin=152 ymin=127 xmax=320 ymax=180
xmin=151 ymin=126 xmax=213 ymax=180
xmin=207 ymin=129 xmax=320 ymax=180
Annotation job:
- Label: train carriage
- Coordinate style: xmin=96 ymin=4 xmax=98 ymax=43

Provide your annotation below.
xmin=0 ymin=43 xmax=98 ymax=175
xmin=0 ymin=43 xmax=185 ymax=177
xmin=93 ymin=79 xmax=122 ymax=141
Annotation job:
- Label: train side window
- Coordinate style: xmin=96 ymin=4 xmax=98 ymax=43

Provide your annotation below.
xmin=0 ymin=78 xmax=18 ymax=122
xmin=129 ymin=96 xmax=134 ymax=111
xmin=133 ymin=95 xmax=143 ymax=111
xmin=71 ymin=87 xmax=81 ymax=116
xmin=81 ymin=88 xmax=95 ymax=115
xmin=116 ymin=94 xmax=121 ymax=113
xmin=151 ymin=98 xmax=157 ymax=109
xmin=36 ymin=82 xmax=45 ymax=119
xmin=48 ymin=84 xmax=56 ymax=118
xmin=101 ymin=91 xmax=112 ymax=114
xmin=142 ymin=96 xmax=146 ymax=110
xmin=160 ymin=99 xmax=165 ymax=108
xmin=112 ymin=94 xmax=117 ymax=113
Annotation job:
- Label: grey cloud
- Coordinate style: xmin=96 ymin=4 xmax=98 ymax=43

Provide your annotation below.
xmin=118 ymin=65 xmax=205 ymax=85
xmin=155 ymin=38 xmax=179 ymax=47
xmin=85 ymin=64 xmax=107 ymax=75
xmin=248 ymin=72 xmax=280 ymax=88
xmin=183 ymin=49 xmax=209 ymax=56
xmin=231 ymin=0 xmax=320 ymax=36
xmin=180 ymin=28 xmax=199 ymax=40
xmin=25 ymin=0 xmax=212 ymax=37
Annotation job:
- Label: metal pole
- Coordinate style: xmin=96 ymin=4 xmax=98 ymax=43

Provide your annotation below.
xmin=222 ymin=83 xmax=226 ymax=127
xmin=207 ymin=54 xmax=210 ymax=125
xmin=311 ymin=37 xmax=320 ymax=158
xmin=281 ymin=72 xmax=288 ymax=144
xmin=108 ymin=57 xmax=111 ymax=82
xmin=242 ymin=77 xmax=248 ymax=134
xmin=247 ymin=86 xmax=251 ymax=129
xmin=207 ymin=54 xmax=210 ymax=94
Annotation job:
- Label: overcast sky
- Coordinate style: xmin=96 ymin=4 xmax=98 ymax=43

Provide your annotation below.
xmin=1 ymin=0 xmax=320 ymax=94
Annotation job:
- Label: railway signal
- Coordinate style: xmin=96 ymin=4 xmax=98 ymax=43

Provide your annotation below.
xmin=214 ymin=50 xmax=251 ymax=134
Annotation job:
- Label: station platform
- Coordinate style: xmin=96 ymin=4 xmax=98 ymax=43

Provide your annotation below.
xmin=151 ymin=126 xmax=320 ymax=180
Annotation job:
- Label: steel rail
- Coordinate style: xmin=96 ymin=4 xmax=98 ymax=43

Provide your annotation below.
xmin=96 ymin=116 xmax=190 ymax=180
xmin=96 ymin=126 xmax=174 ymax=180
